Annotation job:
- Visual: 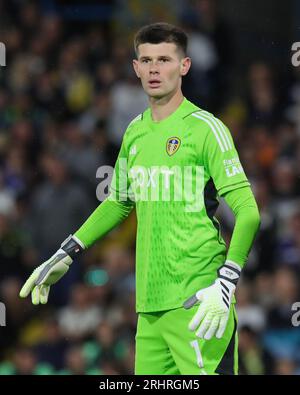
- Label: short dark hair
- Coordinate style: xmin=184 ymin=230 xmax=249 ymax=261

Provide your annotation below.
xmin=134 ymin=22 xmax=188 ymax=57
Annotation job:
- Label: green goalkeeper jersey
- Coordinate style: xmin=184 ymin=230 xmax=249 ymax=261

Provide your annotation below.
xmin=109 ymin=97 xmax=250 ymax=312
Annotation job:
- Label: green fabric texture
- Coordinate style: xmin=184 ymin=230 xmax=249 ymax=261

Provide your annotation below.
xmin=135 ymin=304 xmax=238 ymax=375
xmin=74 ymin=98 xmax=259 ymax=313
xmin=75 ymin=198 xmax=134 ymax=248
xmin=223 ymin=186 xmax=261 ymax=268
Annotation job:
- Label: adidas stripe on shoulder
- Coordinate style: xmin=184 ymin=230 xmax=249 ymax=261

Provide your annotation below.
xmin=127 ymin=113 xmax=142 ymax=129
xmin=191 ymin=110 xmax=233 ymax=153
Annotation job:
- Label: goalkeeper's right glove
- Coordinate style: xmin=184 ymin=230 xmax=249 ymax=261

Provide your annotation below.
xmin=19 ymin=235 xmax=84 ymax=305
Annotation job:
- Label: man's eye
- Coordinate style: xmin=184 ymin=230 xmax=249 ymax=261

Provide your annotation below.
xmin=141 ymin=59 xmax=149 ymax=63
xmin=160 ymin=58 xmax=169 ymax=62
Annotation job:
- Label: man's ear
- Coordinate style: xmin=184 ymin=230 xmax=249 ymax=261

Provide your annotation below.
xmin=133 ymin=59 xmax=140 ymax=78
xmin=180 ymin=57 xmax=191 ymax=76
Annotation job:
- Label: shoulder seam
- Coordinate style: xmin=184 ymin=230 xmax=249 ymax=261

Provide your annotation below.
xmin=191 ymin=111 xmax=233 ymax=153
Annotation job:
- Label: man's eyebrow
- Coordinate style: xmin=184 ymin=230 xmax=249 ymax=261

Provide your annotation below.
xmin=139 ymin=55 xmax=172 ymax=60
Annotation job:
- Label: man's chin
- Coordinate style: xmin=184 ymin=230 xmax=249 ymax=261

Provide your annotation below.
xmin=146 ymin=88 xmax=166 ymax=99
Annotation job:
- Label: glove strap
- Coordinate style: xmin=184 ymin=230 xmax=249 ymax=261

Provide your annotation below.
xmin=217 ymin=260 xmax=241 ymax=286
xmin=61 ymin=235 xmax=84 ymax=259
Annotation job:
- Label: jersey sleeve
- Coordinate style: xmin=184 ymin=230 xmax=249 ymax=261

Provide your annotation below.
xmin=108 ymin=135 xmax=135 ymax=206
xmin=223 ymin=185 xmax=261 ymax=267
xmin=202 ymin=115 xmax=250 ymax=196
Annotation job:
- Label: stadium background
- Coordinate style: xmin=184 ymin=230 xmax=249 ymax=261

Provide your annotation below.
xmin=0 ymin=0 xmax=300 ymax=375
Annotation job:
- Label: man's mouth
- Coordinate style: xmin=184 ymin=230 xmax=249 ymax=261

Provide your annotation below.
xmin=148 ymin=79 xmax=161 ymax=88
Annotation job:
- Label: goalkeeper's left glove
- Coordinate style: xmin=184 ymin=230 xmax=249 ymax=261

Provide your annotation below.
xmin=183 ymin=261 xmax=241 ymax=340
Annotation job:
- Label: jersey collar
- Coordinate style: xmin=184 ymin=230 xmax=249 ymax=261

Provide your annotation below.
xmin=143 ymin=97 xmax=199 ymax=125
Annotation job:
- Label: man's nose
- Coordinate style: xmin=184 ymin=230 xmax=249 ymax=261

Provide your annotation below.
xmin=149 ymin=62 xmax=159 ymax=73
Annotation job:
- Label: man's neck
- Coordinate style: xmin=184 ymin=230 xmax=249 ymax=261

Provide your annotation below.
xmin=149 ymin=90 xmax=184 ymax=122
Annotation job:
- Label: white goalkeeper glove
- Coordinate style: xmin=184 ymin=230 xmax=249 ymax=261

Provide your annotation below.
xmin=183 ymin=261 xmax=241 ymax=340
xmin=19 ymin=235 xmax=84 ymax=305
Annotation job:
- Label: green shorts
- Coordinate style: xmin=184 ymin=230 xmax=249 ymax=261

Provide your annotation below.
xmin=135 ymin=304 xmax=238 ymax=375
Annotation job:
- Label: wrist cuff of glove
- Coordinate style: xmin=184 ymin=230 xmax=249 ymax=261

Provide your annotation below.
xmin=217 ymin=260 xmax=241 ymax=286
xmin=61 ymin=235 xmax=84 ymax=259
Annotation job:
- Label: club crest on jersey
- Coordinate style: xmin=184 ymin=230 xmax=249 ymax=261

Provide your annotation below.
xmin=166 ymin=137 xmax=181 ymax=156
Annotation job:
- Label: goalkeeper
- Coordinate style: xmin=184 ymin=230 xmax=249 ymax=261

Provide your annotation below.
xmin=20 ymin=23 xmax=260 ymax=375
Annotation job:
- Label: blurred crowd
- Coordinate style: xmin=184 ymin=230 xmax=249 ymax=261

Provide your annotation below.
xmin=0 ymin=0 xmax=300 ymax=375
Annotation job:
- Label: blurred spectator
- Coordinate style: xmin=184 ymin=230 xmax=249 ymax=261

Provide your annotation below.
xmin=58 ymin=284 xmax=103 ymax=341
xmin=249 ymin=178 xmax=277 ymax=276
xmin=0 ymin=346 xmax=54 ymax=375
xmin=276 ymin=121 xmax=299 ymax=160
xmin=262 ymin=267 xmax=300 ymax=366
xmin=102 ymin=245 xmax=135 ymax=298
xmin=79 ymin=93 xmax=113 ymax=138
xmin=29 ymin=152 xmax=93 ymax=255
xmin=245 ymin=62 xmax=281 ymax=127
xmin=180 ymin=0 xmax=234 ymax=111
xmin=276 ymin=210 xmax=300 ymax=269
xmin=108 ymin=70 xmax=148 ymax=144
xmin=238 ymin=326 xmax=272 ymax=375
xmin=0 ymin=213 xmax=27 ymax=279
xmin=59 ymin=345 xmax=100 ymax=375
xmin=0 ymin=277 xmax=34 ymax=356
xmin=271 ymin=159 xmax=300 ymax=239
xmin=34 ymin=317 xmax=68 ymax=371
xmin=83 ymin=320 xmax=128 ymax=373
xmin=236 ymin=282 xmax=266 ymax=333
xmin=253 ymin=272 xmax=276 ymax=311
xmin=266 ymin=267 xmax=300 ymax=329
xmin=4 ymin=146 xmax=30 ymax=197
xmin=0 ymin=172 xmax=15 ymax=215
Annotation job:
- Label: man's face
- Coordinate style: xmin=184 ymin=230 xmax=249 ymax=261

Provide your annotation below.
xmin=133 ymin=42 xmax=191 ymax=99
